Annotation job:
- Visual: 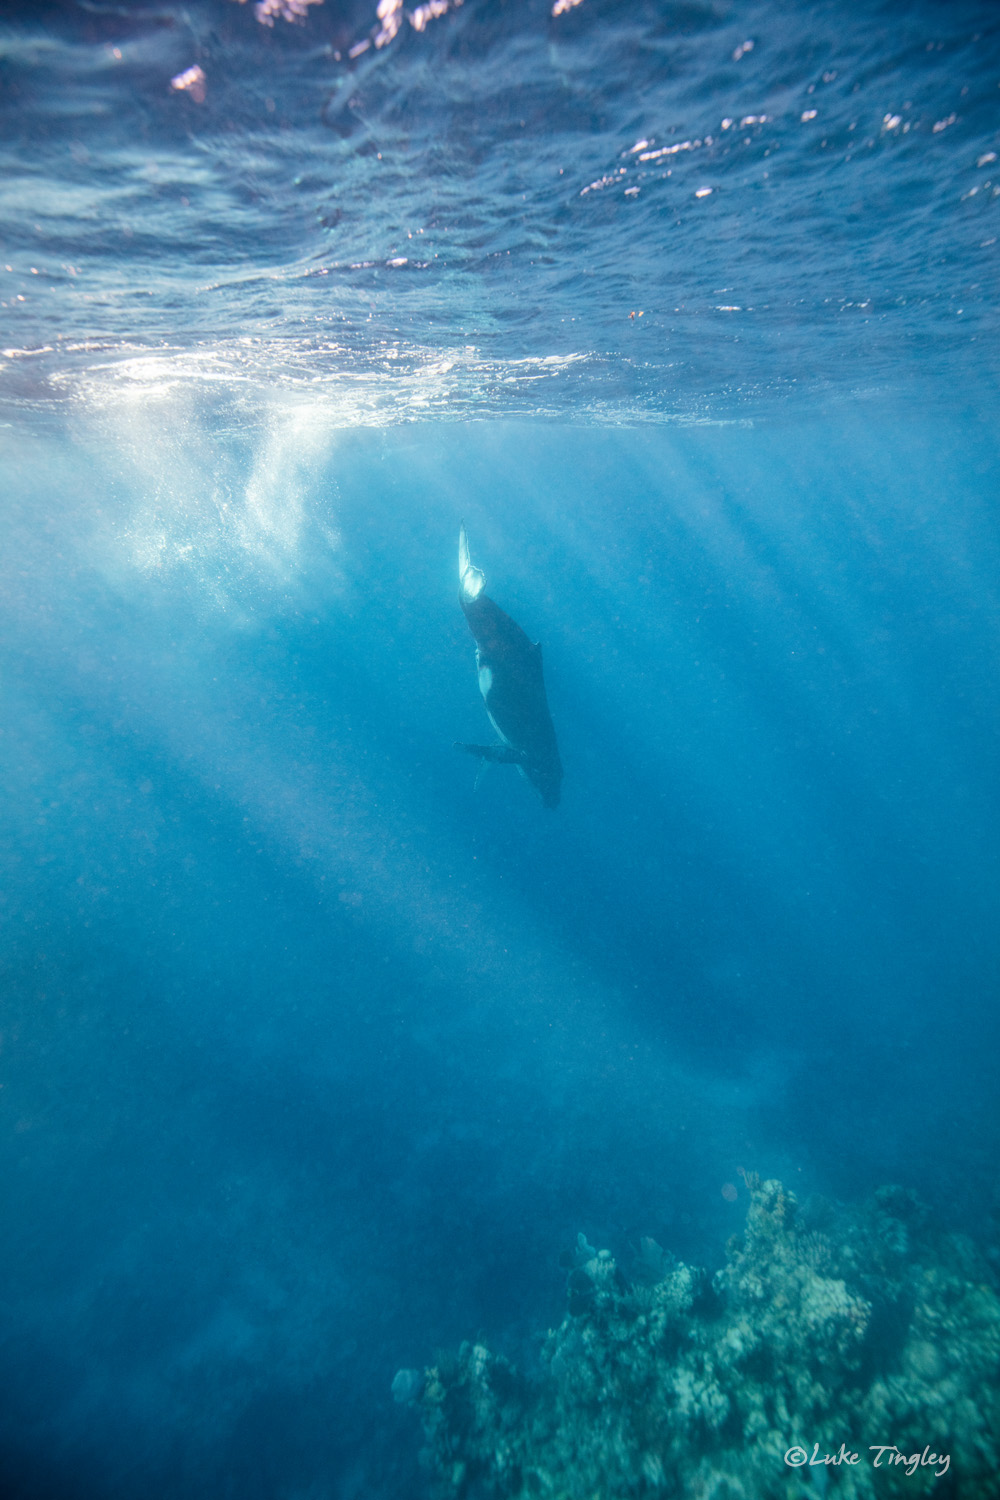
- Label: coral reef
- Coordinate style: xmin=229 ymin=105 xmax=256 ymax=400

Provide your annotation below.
xmin=396 ymin=1179 xmax=1000 ymax=1499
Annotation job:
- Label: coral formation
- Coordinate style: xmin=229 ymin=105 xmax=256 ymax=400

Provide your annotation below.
xmin=397 ymin=1178 xmax=1000 ymax=1499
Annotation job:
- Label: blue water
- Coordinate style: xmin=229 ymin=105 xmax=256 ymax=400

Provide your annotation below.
xmin=1 ymin=2 xmax=998 ymax=1497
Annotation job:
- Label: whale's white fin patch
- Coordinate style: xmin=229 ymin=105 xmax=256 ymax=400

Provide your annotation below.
xmin=478 ymin=665 xmax=493 ymax=698
xmin=459 ymin=522 xmax=486 ymax=603
xmin=487 ymin=710 xmax=511 ymax=746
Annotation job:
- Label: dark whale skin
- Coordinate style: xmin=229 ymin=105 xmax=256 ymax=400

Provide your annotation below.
xmin=456 ymin=527 xmax=563 ymax=809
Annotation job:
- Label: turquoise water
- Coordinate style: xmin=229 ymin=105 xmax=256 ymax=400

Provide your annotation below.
xmin=1 ymin=3 xmax=998 ymax=1497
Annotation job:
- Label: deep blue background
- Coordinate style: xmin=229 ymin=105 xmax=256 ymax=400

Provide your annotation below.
xmin=1 ymin=407 xmax=997 ymax=1497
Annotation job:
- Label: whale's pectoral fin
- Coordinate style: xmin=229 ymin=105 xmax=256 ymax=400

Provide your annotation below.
xmin=459 ymin=523 xmax=486 ymax=604
xmin=454 ymin=741 xmax=527 ymax=766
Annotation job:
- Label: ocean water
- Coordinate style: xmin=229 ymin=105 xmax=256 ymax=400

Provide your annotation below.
xmin=1 ymin=1 xmax=998 ymax=1497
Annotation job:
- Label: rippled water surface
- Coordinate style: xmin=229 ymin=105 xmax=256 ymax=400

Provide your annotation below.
xmin=2 ymin=0 xmax=999 ymax=417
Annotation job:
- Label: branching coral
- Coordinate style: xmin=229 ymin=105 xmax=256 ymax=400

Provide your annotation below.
xmin=397 ymin=1179 xmax=1000 ymax=1499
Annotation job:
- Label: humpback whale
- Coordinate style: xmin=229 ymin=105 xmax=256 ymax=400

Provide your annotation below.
xmin=455 ymin=524 xmax=563 ymax=809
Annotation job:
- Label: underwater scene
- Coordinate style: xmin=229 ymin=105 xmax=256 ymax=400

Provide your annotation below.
xmin=1 ymin=1 xmax=999 ymax=1497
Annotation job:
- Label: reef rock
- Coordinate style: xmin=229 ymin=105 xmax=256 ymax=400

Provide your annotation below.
xmin=401 ymin=1178 xmax=1000 ymax=1499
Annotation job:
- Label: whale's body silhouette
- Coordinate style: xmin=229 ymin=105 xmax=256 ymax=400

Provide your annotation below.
xmin=455 ymin=525 xmax=563 ymax=809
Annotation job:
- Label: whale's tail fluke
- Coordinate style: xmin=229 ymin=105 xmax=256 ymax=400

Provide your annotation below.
xmin=459 ymin=523 xmax=486 ymax=604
